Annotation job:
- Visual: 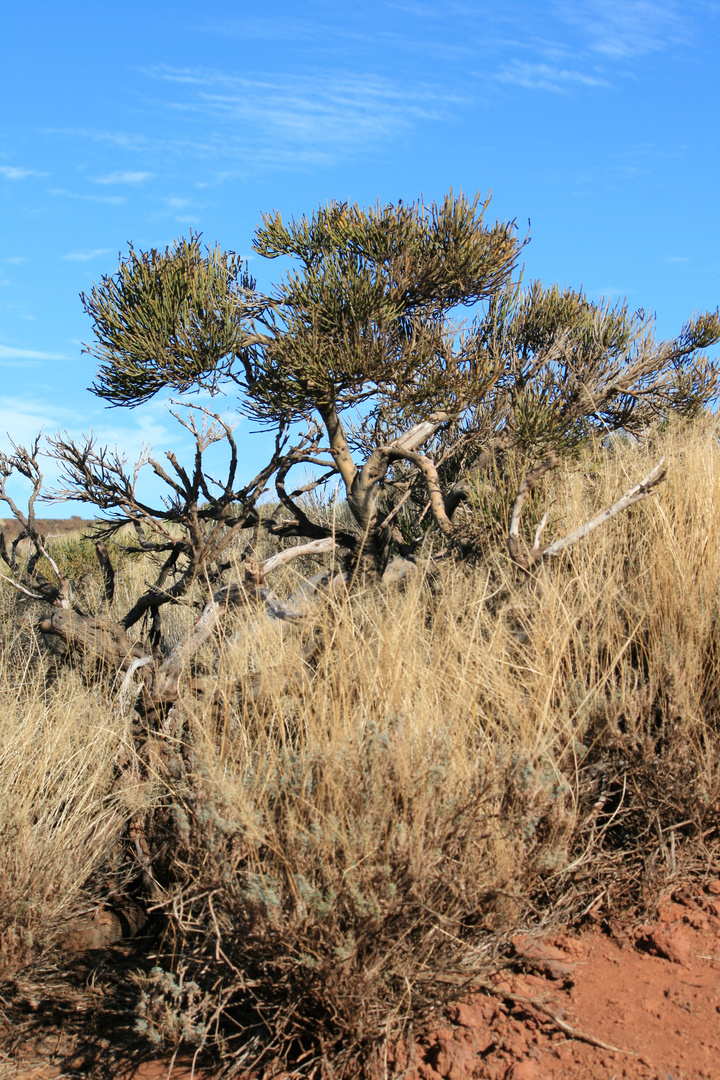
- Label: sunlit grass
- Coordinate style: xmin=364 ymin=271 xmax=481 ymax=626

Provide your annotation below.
xmin=1 ymin=418 xmax=719 ymax=1069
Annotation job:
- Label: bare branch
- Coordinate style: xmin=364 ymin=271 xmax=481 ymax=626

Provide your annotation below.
xmin=152 ymin=579 xmax=311 ymax=702
xmin=507 ymin=455 xmax=667 ymax=570
xmin=38 ymin=607 xmax=147 ymax=668
xmin=117 ymin=656 xmax=155 ymax=714
xmin=0 ymin=573 xmax=45 ymax=600
xmin=543 ymin=459 xmax=667 ymax=558
xmin=444 ymin=477 xmax=472 ymax=522
xmin=0 ymin=436 xmax=72 ymax=605
xmin=507 ymin=453 xmax=561 ymax=570
xmin=349 ymin=412 xmax=454 ymax=532
xmin=386 ymin=448 xmax=455 ymax=536
xmin=245 ymin=537 xmax=338 ymax=586
xmin=95 ymin=540 xmax=115 ymax=608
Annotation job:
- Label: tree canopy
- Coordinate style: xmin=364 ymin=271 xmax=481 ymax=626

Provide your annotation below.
xmin=76 ymin=190 xmax=720 ymax=576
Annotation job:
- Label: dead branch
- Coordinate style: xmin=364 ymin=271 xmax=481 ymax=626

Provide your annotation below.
xmin=245 ymin=537 xmax=338 ymax=586
xmin=0 ymin=573 xmax=46 ymax=600
xmin=151 ymin=578 xmax=311 ymax=704
xmin=116 ymin=656 xmax=155 ymax=714
xmin=507 ymin=452 xmax=561 ymax=569
xmin=94 ymin=540 xmax=115 ymax=608
xmin=475 ymin=979 xmax=634 ymax=1056
xmin=507 ymin=455 xmax=667 ymax=570
xmin=542 ymin=458 xmax=667 ymax=558
xmin=48 ymin=414 xmax=317 ymax=633
xmin=38 ymin=608 xmax=147 ymax=669
xmin=0 ymin=437 xmax=72 ymax=606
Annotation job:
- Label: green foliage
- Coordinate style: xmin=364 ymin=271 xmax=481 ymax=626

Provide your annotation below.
xmin=248 ymin=192 xmax=520 ymax=421
xmin=84 ymin=194 xmax=720 ymax=452
xmin=77 ymin=191 xmax=720 ymax=558
xmin=85 ymin=193 xmax=521 ymax=420
xmin=84 ymin=235 xmax=258 ymax=407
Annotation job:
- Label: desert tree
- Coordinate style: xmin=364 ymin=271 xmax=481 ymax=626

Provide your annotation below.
xmin=82 ymin=195 xmax=720 ymax=573
xmin=2 ymin=192 xmax=720 ymax=703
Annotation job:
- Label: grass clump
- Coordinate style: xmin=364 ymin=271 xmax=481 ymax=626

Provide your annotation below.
xmin=1 ymin=420 xmax=720 ymax=1075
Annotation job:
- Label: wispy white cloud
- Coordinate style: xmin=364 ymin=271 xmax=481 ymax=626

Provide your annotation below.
xmin=93 ymin=170 xmax=154 ymax=184
xmin=44 ymin=63 xmax=465 ymax=176
xmin=0 ymin=165 xmax=43 ymax=181
xmin=48 ymin=188 xmax=127 ymax=205
xmin=1 ymin=256 xmax=29 ymax=265
xmin=554 ymin=0 xmax=691 ymax=59
xmin=664 ymin=254 xmax=689 ymax=263
xmin=144 ymin=65 xmax=461 ymax=165
xmin=59 ymin=248 xmax=113 ymax=262
xmin=0 ymin=344 xmax=69 ymax=361
xmin=43 ymin=127 xmax=148 ymax=151
xmin=496 ymin=61 xmax=608 ymax=91
xmin=0 ymin=398 xmax=58 ymax=442
xmin=0 ymin=300 xmax=35 ymax=322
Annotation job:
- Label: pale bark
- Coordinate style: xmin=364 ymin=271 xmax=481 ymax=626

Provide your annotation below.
xmin=318 ymin=402 xmax=358 ymax=491
xmin=245 ymin=538 xmax=338 ymax=587
xmin=542 ymin=459 xmax=667 ymax=558
xmin=508 ymin=455 xmax=666 ymax=570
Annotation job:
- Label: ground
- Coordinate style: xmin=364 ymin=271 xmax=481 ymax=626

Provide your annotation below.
xmin=2 ymin=879 xmax=719 ymax=1080
xmin=0 ymin=518 xmax=91 ymax=543
xmin=404 ymin=878 xmax=720 ymax=1080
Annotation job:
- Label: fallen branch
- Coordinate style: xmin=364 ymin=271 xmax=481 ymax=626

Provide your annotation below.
xmin=0 ymin=573 xmax=45 ymax=600
xmin=116 ymin=655 xmax=155 ymax=714
xmin=507 ymin=452 xmax=561 ymax=570
xmin=542 ymin=458 xmax=667 ymax=558
xmin=245 ymin=536 xmax=338 ymax=585
xmin=151 ymin=578 xmax=311 ymax=703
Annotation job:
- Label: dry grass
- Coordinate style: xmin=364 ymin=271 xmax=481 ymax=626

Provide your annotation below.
xmin=1 ymin=418 xmax=720 ymax=1074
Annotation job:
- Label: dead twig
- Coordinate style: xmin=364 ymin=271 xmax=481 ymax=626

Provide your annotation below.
xmin=475 ymin=979 xmax=635 ymax=1056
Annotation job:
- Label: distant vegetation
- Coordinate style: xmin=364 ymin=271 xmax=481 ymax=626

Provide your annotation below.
xmin=1 ymin=193 xmax=719 ymax=1075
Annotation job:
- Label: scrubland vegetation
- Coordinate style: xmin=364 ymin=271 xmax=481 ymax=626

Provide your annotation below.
xmin=1 ymin=193 xmax=720 ymax=1074
xmin=2 ymin=420 xmax=720 ymax=1075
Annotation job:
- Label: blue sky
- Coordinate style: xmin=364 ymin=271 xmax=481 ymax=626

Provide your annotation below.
xmin=1 ymin=0 xmax=719 ymax=514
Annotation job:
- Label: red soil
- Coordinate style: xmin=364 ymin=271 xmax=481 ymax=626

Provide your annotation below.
xmin=6 ymin=880 xmax=719 ymax=1080
xmin=396 ymin=879 xmax=720 ymax=1080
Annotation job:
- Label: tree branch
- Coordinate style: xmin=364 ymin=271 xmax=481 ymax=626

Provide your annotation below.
xmin=508 ymin=455 xmax=667 ymax=570
xmin=543 ymin=459 xmax=667 ymax=558
xmin=318 ymin=402 xmax=358 ymax=492
xmin=507 ymin=453 xmax=561 ymax=569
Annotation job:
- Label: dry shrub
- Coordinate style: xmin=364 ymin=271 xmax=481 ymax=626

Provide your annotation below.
xmin=2 ymin=420 xmax=720 ymax=1074
xmin=0 ymin=649 xmax=128 ymax=976
xmin=125 ymin=424 xmax=720 ymax=1073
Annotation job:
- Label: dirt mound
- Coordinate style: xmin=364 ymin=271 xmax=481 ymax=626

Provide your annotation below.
xmin=400 ymin=879 xmax=720 ymax=1080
